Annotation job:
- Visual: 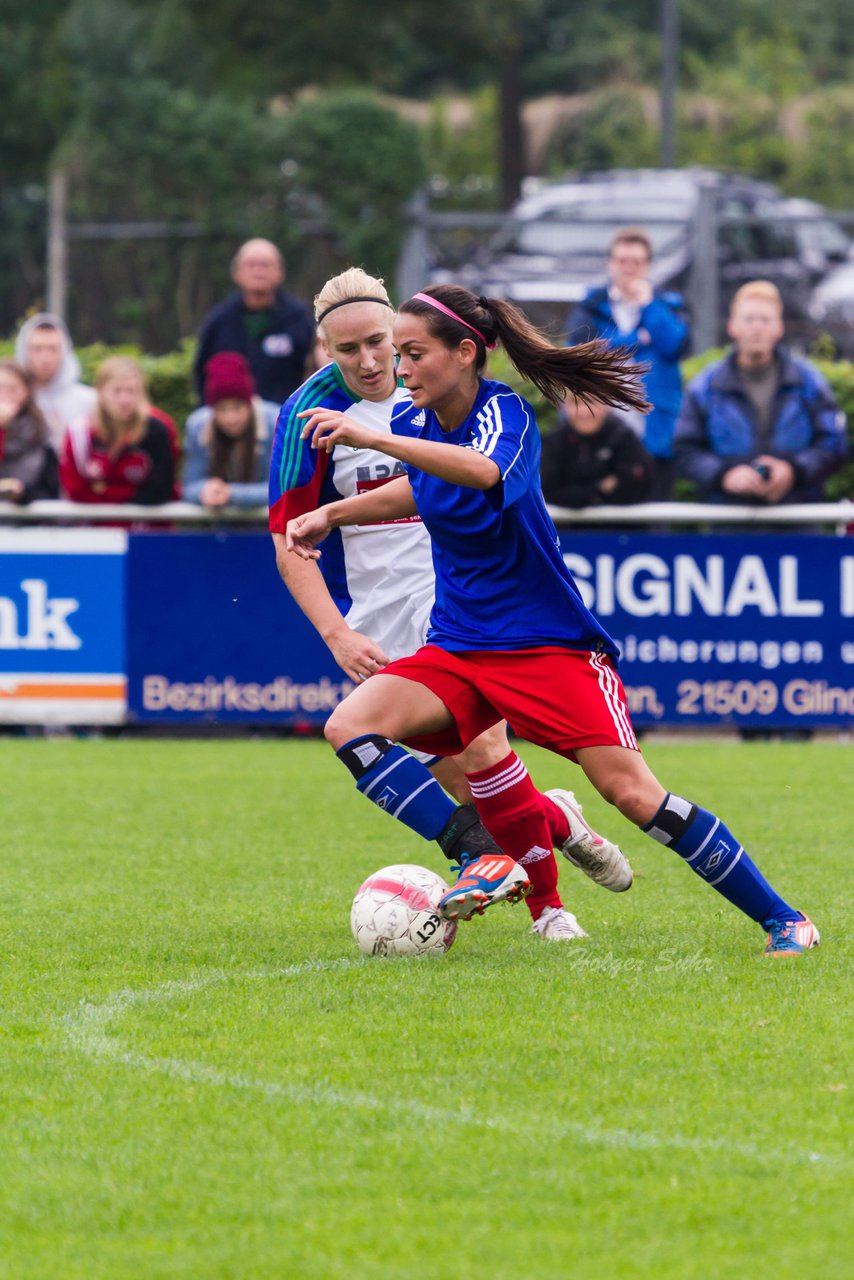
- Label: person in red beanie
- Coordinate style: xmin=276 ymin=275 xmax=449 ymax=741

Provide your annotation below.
xmin=182 ymin=351 xmax=279 ymax=508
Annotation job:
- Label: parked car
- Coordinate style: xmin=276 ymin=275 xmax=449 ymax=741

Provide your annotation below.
xmin=433 ymin=168 xmax=846 ymax=350
xmin=778 ymin=198 xmax=851 ymax=282
xmin=809 ymin=260 xmax=854 ymax=357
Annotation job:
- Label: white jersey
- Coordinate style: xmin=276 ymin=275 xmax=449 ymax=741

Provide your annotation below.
xmin=269 ymin=366 xmax=435 ymax=660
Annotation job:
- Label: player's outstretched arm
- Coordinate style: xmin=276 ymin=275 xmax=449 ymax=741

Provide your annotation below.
xmin=285 ymin=477 xmax=417 ymax=562
xmin=299 ymin=407 xmax=500 ymax=490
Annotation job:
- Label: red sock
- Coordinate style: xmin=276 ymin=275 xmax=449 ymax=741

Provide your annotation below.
xmin=467 ymin=751 xmax=562 ymax=920
xmin=542 ymin=794 xmax=570 ymax=846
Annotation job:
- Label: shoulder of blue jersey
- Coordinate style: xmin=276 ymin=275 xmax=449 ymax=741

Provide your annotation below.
xmin=390 ymin=396 xmax=425 ymax=437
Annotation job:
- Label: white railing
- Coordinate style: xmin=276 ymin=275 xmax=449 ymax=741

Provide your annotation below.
xmin=2 ymin=499 xmax=852 ymax=532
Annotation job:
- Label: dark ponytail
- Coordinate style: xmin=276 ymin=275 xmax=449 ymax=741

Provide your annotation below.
xmin=401 ymin=285 xmax=649 ymax=413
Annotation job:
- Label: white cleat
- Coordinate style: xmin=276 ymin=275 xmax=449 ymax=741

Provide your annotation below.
xmin=546 ymin=788 xmax=633 ymax=892
xmin=531 ymin=906 xmax=588 ymax=941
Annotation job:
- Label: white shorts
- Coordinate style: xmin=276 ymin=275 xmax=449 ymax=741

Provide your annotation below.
xmin=346 ymin=587 xmax=437 ymax=764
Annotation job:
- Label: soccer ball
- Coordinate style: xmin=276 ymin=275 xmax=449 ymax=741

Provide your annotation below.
xmin=350 ymin=864 xmax=457 ymax=957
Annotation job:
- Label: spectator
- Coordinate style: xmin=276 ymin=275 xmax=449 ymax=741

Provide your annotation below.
xmin=60 ymin=356 xmax=175 ymax=506
xmin=14 ymin=313 xmax=97 ymax=456
xmin=193 ymin=239 xmax=314 ymax=406
xmin=183 ymin=352 xmax=277 ymax=509
xmin=568 ymin=227 xmax=690 ymax=499
xmin=674 ymin=281 xmax=849 ymax=505
xmin=540 ymin=394 xmax=655 ymax=510
xmin=0 ymin=359 xmax=59 ymax=504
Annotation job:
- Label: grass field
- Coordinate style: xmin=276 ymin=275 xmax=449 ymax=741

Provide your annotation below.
xmin=0 ymin=736 xmax=850 ymax=1279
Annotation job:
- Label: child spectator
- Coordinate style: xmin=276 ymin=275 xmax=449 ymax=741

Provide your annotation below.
xmin=183 ymin=352 xmax=277 ymax=509
xmin=540 ymin=394 xmax=655 ymax=510
xmin=60 ymin=356 xmax=175 ymax=506
xmin=0 ymin=359 xmax=59 ymax=504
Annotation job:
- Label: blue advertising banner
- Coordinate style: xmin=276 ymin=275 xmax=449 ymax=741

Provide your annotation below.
xmin=560 ymin=533 xmax=853 ymax=727
xmin=125 ymin=529 xmax=853 ymax=730
xmin=0 ymin=529 xmax=127 ymax=723
xmin=126 ymin=532 xmax=352 ymax=724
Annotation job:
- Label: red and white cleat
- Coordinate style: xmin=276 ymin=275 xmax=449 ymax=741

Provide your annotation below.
xmin=546 ymin=788 xmax=633 ymax=892
xmin=531 ymin=906 xmax=588 ymax=941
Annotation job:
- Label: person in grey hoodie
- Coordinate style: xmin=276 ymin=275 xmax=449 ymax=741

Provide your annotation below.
xmin=15 ymin=313 xmax=97 ymax=456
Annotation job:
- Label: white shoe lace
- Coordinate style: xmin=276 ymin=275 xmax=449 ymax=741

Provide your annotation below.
xmin=531 ymin=906 xmax=588 ymax=940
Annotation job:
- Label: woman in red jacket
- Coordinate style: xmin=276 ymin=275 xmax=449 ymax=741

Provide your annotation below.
xmin=60 ymin=356 xmax=175 ymax=506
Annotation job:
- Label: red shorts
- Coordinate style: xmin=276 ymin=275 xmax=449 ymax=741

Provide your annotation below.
xmin=390 ymin=645 xmax=639 ymax=762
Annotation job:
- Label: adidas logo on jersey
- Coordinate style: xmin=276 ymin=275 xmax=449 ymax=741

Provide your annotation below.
xmin=411 ymin=410 xmax=426 ymax=426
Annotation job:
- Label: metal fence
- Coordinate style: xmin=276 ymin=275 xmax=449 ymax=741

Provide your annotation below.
xmin=3 ymin=500 xmax=852 ymax=532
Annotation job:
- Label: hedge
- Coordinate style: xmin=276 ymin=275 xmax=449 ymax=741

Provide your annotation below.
xmin=2 ymin=334 xmax=853 ymax=500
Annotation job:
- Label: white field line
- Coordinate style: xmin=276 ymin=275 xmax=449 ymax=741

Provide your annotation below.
xmin=58 ymin=959 xmax=841 ymax=1168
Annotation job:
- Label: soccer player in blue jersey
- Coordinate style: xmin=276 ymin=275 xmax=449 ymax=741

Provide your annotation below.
xmin=271 ymin=268 xmax=631 ymax=943
xmin=286 ymin=284 xmax=819 ymax=958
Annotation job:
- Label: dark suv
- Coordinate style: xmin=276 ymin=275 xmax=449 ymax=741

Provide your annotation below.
xmin=435 ymin=168 xmax=848 ymax=350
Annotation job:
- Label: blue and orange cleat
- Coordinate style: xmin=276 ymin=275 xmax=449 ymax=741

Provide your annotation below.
xmin=438 ymin=852 xmax=531 ymax=922
xmin=763 ymin=915 xmax=820 ymax=957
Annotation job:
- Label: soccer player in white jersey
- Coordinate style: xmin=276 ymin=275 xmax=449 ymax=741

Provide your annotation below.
xmin=270 ymin=268 xmax=630 ymax=942
xmin=286 ymin=283 xmax=819 ymax=958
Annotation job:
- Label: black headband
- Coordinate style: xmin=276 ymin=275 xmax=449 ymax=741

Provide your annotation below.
xmin=316 ymin=296 xmax=393 ymax=324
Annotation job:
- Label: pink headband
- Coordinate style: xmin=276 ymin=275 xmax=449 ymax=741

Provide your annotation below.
xmin=411 ymin=292 xmax=496 ymax=349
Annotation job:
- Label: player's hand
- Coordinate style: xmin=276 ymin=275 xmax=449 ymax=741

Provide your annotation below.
xmin=297 ymin=407 xmax=372 ymax=453
xmin=754 ymin=455 xmax=795 ymax=503
xmin=327 ymin=629 xmax=390 ymax=684
xmin=285 ymin=509 xmax=332 ymax=559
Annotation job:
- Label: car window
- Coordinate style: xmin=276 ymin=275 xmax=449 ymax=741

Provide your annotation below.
xmin=796 ymin=218 xmax=850 ymax=258
xmin=753 ymin=219 xmax=799 ymax=259
xmin=504 ymin=195 xmax=692 ymax=258
xmin=718 ymin=197 xmax=800 ymax=261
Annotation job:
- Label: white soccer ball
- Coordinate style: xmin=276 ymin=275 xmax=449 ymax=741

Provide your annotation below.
xmin=350 ymin=864 xmax=457 ymax=957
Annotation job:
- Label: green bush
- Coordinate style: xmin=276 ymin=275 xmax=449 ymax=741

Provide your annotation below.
xmin=279 ymin=91 xmax=426 ymax=281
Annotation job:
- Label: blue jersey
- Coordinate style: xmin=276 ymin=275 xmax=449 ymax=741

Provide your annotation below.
xmin=391 ymin=379 xmax=618 ymax=658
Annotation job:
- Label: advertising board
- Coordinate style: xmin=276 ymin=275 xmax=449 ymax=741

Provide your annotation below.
xmin=561 ymin=533 xmax=853 ymax=727
xmin=125 ymin=530 xmax=853 ymax=730
xmin=0 ymin=529 xmax=127 ymax=724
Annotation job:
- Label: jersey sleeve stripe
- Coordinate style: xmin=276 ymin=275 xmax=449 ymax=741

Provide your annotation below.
xmin=277 ymin=368 xmax=344 ymax=495
xmin=499 ymin=397 xmax=532 ymax=480
xmin=471 ymin=393 xmax=530 ymax=479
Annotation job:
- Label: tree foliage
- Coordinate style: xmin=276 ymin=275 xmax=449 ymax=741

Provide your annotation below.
xmin=4 ymin=0 xmax=854 ymax=344
xmin=278 ymin=92 xmax=425 ymax=279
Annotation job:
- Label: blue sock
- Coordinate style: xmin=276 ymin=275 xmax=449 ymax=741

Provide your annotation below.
xmin=336 ymin=735 xmax=456 ymax=841
xmin=643 ymin=793 xmax=797 ymax=925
